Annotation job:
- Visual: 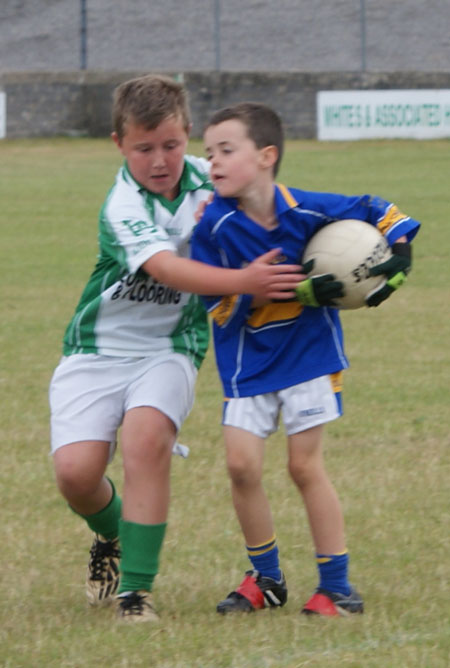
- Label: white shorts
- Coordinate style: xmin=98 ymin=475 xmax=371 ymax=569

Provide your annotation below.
xmin=222 ymin=374 xmax=342 ymax=439
xmin=49 ymin=353 xmax=197 ymax=453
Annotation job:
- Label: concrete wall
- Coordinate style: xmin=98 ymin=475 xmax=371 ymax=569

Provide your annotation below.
xmin=2 ymin=70 xmax=450 ymax=140
xmin=2 ymin=2 xmax=449 ymax=139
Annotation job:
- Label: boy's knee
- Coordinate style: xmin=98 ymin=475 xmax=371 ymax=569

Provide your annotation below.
xmin=54 ymin=457 xmax=103 ymax=500
xmin=227 ymin=454 xmax=261 ymax=487
xmin=288 ymin=454 xmax=320 ymax=487
xmin=122 ymin=437 xmax=172 ymax=477
xmin=55 ymin=469 xmax=100 ymax=500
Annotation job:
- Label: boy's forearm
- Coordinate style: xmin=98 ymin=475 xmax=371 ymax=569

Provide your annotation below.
xmin=142 ymin=251 xmax=244 ymax=295
xmin=142 ymin=249 xmax=304 ymax=299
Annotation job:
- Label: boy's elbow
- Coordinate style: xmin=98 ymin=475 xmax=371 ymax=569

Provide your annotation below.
xmin=142 ymin=250 xmax=177 ymax=283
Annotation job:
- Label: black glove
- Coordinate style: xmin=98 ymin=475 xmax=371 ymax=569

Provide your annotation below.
xmin=295 ymin=259 xmax=344 ymax=307
xmin=366 ymin=242 xmax=412 ymax=307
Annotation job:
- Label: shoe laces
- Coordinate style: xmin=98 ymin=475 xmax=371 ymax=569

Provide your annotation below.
xmin=119 ymin=592 xmax=148 ymax=615
xmin=88 ymin=538 xmax=120 ymax=581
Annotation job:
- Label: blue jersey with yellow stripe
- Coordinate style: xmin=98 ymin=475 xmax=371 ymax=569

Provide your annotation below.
xmin=191 ymin=184 xmax=420 ymax=398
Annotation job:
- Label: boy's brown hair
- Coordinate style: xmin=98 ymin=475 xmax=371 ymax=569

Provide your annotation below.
xmin=112 ymin=74 xmax=191 ymax=140
xmin=205 ymin=102 xmax=284 ymax=176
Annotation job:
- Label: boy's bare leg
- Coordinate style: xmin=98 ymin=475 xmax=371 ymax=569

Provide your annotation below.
xmin=116 ymin=406 xmax=175 ymax=621
xmin=53 ymin=441 xmax=112 ymax=515
xmin=223 ymin=425 xmax=274 ymax=545
xmin=121 ymin=406 xmax=175 ymax=524
xmin=53 ymin=442 xmax=121 ymax=606
xmin=288 ymin=425 xmax=363 ymax=614
xmin=217 ymin=426 xmax=287 ymax=613
xmin=287 ymin=425 xmax=345 ymax=554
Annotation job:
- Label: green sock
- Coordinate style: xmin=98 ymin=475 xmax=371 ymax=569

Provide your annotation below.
xmin=118 ymin=519 xmax=167 ymax=594
xmin=73 ymin=479 xmax=122 ymax=541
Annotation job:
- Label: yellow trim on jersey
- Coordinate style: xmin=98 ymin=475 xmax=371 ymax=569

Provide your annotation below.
xmin=210 ymin=294 xmax=240 ymax=327
xmin=277 ymin=183 xmax=299 ymax=208
xmin=330 ymin=371 xmax=343 ymax=393
xmin=377 ymin=204 xmax=407 ymax=236
xmin=247 ymin=301 xmax=303 ymax=328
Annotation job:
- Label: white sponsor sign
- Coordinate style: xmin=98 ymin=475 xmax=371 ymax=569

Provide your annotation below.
xmin=317 ymin=89 xmax=450 ymax=140
xmin=0 ymin=92 xmax=5 ymax=138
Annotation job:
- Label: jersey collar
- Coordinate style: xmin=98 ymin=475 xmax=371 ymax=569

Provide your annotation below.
xmin=122 ymin=158 xmax=210 ymax=196
xmin=274 ymin=183 xmax=300 ymax=214
xmin=122 ymin=158 xmax=212 ymax=214
xmin=211 ymin=183 xmax=301 ymax=222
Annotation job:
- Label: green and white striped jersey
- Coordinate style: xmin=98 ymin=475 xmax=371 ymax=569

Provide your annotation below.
xmin=63 ymin=156 xmax=213 ymax=368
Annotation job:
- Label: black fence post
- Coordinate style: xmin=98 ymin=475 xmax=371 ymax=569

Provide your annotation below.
xmin=80 ymin=0 xmax=87 ymax=70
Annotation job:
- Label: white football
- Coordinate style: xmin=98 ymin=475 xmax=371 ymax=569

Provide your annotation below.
xmin=302 ymin=219 xmax=392 ymax=309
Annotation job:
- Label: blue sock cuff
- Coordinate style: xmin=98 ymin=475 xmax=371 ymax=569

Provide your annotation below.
xmin=316 ymin=552 xmax=350 ymax=596
xmin=247 ymin=539 xmax=281 ymax=581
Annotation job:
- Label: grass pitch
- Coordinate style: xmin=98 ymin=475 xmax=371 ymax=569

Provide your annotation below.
xmin=0 ymin=137 xmax=448 ymax=667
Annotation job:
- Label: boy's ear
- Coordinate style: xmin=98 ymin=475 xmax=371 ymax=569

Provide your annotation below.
xmin=111 ymin=131 xmax=121 ymax=149
xmin=260 ymin=145 xmax=278 ymax=170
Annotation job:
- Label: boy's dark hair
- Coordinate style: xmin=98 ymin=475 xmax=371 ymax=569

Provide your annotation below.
xmin=206 ymin=102 xmax=284 ymax=176
xmin=112 ymin=74 xmax=191 ymax=140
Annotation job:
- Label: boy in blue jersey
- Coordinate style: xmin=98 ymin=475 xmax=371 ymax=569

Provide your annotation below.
xmin=191 ymin=102 xmax=420 ymax=616
xmin=49 ymin=79 xmax=302 ymax=624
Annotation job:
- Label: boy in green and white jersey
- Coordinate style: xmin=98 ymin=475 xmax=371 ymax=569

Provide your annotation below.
xmin=49 ymin=74 xmax=302 ymax=623
xmin=62 ymin=153 xmax=212 ymax=364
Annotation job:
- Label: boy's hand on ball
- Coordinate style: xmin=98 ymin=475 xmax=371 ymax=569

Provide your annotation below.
xmin=296 ymin=260 xmax=344 ymax=307
xmin=366 ymin=242 xmax=412 ymax=307
xmin=368 ymin=242 xmax=412 ymax=279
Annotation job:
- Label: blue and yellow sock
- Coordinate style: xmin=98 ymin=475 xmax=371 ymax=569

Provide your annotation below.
xmin=247 ymin=535 xmax=282 ymax=582
xmin=316 ymin=551 xmax=351 ymax=596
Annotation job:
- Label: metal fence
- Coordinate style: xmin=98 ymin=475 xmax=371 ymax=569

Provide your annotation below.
xmin=1 ymin=0 xmax=449 ymax=74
